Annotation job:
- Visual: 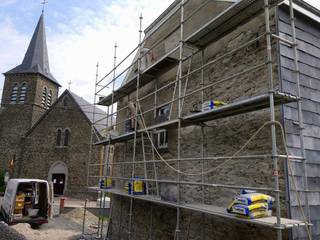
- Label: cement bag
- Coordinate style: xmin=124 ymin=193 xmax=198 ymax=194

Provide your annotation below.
xmin=231 ymin=202 xmax=269 ymax=216
xmin=235 ymin=193 xmax=274 ymax=206
xmin=237 ymin=210 xmax=272 ymax=219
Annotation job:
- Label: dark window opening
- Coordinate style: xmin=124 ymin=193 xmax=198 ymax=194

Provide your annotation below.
xmin=63 ymin=129 xmax=69 ymax=147
xmin=155 ymin=104 xmax=170 ymax=123
xmin=56 ymin=129 xmax=62 ymax=146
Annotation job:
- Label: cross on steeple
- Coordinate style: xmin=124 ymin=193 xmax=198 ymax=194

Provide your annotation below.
xmin=41 ymin=0 xmax=48 ymax=13
xmin=68 ymin=80 xmax=72 ymax=90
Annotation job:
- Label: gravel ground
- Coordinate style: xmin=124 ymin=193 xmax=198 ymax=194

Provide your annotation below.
xmin=0 ymin=221 xmax=27 ymax=240
xmin=10 ymin=208 xmax=101 ymax=240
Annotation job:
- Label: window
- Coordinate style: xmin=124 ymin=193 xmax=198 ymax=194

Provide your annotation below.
xmin=155 ymin=129 xmax=168 ymax=150
xmin=42 ymin=88 xmax=53 ymax=109
xmin=41 ymin=87 xmax=47 ymax=108
xmin=10 ymin=83 xmax=19 ymax=103
xmin=56 ymin=128 xmax=70 ymax=147
xmin=47 ymin=90 xmax=52 ymax=108
xmin=63 ymin=129 xmax=69 ymax=147
xmin=19 ymin=83 xmax=27 ymax=103
xmin=155 ymin=104 xmax=170 ymax=123
xmin=56 ymin=129 xmax=62 ymax=146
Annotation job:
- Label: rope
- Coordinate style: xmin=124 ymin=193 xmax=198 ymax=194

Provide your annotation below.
xmin=136 ymin=101 xmax=311 ymax=238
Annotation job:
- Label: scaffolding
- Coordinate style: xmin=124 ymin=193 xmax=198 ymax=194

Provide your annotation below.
xmin=86 ymin=0 xmax=313 ymax=239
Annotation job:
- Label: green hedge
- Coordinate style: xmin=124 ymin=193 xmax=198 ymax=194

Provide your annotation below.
xmin=0 ymin=170 xmax=5 ymax=193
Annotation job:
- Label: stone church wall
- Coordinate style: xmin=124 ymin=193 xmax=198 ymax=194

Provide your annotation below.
xmin=0 ymin=73 xmax=41 ymax=171
xmin=17 ymin=93 xmax=101 ymax=196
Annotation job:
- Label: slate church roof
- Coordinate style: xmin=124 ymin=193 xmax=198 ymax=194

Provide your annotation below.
xmin=5 ymin=13 xmax=60 ymax=86
xmin=69 ymin=91 xmax=110 ymax=133
xmin=25 ymin=90 xmax=109 ymax=137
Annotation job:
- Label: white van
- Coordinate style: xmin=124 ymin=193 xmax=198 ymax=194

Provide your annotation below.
xmin=0 ymin=179 xmax=53 ymax=228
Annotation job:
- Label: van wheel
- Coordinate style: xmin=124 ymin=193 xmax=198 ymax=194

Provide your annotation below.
xmin=30 ymin=223 xmax=41 ymax=229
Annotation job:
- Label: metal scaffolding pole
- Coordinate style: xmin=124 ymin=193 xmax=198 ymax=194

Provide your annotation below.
xmin=83 ymin=62 xmax=101 ymax=238
xmin=264 ymin=0 xmax=282 ymax=239
xmin=201 ymin=49 xmax=206 ymax=240
xmin=175 ymin=1 xmax=184 ymax=239
xmin=104 ymin=43 xmax=118 ymax=240
xmin=94 ymin=62 xmax=105 ymax=239
xmin=128 ymin=13 xmax=143 ymax=240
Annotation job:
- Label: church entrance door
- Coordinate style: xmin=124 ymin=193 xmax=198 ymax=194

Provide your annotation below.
xmin=52 ymin=174 xmax=66 ymax=195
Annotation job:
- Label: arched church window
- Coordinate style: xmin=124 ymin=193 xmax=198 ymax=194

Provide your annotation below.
xmin=41 ymin=87 xmax=47 ymax=108
xmin=63 ymin=129 xmax=70 ymax=147
xmin=47 ymin=90 xmax=52 ymax=108
xmin=10 ymin=83 xmax=19 ymax=103
xmin=19 ymin=83 xmax=27 ymax=103
xmin=56 ymin=129 xmax=62 ymax=146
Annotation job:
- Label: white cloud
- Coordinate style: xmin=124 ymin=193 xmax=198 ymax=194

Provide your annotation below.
xmin=1 ymin=0 xmax=320 ymax=103
xmin=0 ymin=15 xmax=29 ymax=98
xmin=0 ymin=0 xmax=174 ymax=103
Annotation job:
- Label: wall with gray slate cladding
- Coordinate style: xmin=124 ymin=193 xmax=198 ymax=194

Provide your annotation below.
xmin=278 ymin=5 xmax=320 ymax=240
xmin=108 ymin=5 xmax=293 ymax=240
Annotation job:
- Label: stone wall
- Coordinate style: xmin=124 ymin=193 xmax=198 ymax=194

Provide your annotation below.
xmin=109 ymin=5 xmax=289 ymax=240
xmin=0 ymin=73 xmax=59 ymax=172
xmin=17 ymin=92 xmax=101 ymax=195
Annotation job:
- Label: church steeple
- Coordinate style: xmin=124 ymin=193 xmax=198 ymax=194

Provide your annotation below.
xmin=6 ymin=13 xmax=60 ymax=86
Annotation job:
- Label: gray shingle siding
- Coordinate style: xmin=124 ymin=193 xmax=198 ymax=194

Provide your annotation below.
xmin=278 ymin=5 xmax=320 ymax=240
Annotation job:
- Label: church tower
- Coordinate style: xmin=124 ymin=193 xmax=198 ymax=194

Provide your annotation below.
xmin=0 ymin=13 xmax=60 ymax=170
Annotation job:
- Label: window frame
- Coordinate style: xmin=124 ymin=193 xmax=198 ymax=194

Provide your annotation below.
xmin=155 ymin=104 xmax=170 ymax=123
xmin=19 ymin=83 xmax=27 ymax=103
xmin=63 ymin=129 xmax=70 ymax=147
xmin=41 ymin=86 xmax=48 ymax=108
xmin=154 ymin=129 xmax=168 ymax=150
xmin=47 ymin=90 xmax=52 ymax=108
xmin=10 ymin=83 xmax=19 ymax=104
xmin=56 ymin=128 xmax=62 ymax=147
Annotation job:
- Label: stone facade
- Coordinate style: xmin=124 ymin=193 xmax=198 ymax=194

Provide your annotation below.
xmin=108 ymin=2 xmax=291 ymax=240
xmin=0 ymin=13 xmax=103 ymax=197
xmin=17 ymin=91 xmax=101 ymax=196
xmin=0 ymin=73 xmax=59 ymax=171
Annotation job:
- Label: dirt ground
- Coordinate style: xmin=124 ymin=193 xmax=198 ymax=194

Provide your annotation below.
xmin=11 ymin=208 xmax=102 ymax=240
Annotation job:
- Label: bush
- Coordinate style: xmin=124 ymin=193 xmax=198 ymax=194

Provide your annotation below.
xmin=0 ymin=170 xmax=5 ymax=193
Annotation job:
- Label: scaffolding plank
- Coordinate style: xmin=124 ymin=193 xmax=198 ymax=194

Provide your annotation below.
xmin=183 ymin=92 xmax=298 ymax=123
xmin=95 ymin=119 xmax=180 ymax=145
xmin=88 ymin=187 xmax=306 ymax=229
xmin=98 ymin=46 xmax=179 ymax=106
xmin=95 ymin=92 xmax=298 ymax=145
xmin=185 ymin=0 xmax=283 ymax=47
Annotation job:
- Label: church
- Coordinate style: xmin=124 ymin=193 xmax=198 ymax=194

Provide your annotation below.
xmin=0 ymin=13 xmax=104 ymax=196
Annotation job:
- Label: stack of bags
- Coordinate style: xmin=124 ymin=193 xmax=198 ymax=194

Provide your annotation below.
xmin=125 ymin=178 xmax=146 ymax=195
xmin=202 ymin=100 xmax=226 ymax=111
xmin=227 ymin=190 xmax=274 ymax=219
xmin=99 ymin=178 xmax=112 ymax=189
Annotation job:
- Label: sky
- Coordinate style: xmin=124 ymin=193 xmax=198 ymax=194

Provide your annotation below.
xmin=0 ymin=0 xmax=174 ymax=102
xmin=0 ymin=0 xmax=320 ymax=103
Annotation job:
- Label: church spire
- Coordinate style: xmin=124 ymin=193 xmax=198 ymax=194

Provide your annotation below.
xmin=5 ymin=13 xmax=60 ymax=86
